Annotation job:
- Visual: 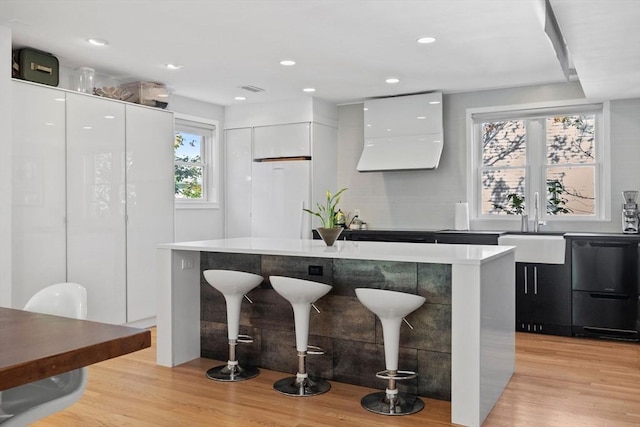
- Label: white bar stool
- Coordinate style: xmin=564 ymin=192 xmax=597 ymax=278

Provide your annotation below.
xmin=269 ymin=276 xmax=332 ymax=396
xmin=203 ymin=270 xmax=264 ymax=382
xmin=355 ymin=288 xmax=426 ymax=416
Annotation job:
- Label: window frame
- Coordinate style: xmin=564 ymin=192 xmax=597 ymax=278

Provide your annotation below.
xmin=174 ymin=113 xmax=219 ymax=209
xmin=466 ymin=99 xmax=610 ymax=223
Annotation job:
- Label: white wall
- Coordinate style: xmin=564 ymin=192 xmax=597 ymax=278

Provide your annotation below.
xmin=337 ymin=82 xmax=640 ymax=233
xmin=609 ymin=98 xmax=640 ymax=210
xmin=169 ymin=94 xmax=226 ymax=242
xmin=0 ymin=26 xmax=12 ymax=306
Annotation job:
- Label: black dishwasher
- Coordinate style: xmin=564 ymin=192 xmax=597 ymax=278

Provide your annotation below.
xmin=570 ymin=237 xmax=640 ymax=340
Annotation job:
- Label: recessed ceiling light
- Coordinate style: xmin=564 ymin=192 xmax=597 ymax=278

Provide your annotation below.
xmin=234 ymin=96 xmax=246 ymax=101
xmin=417 ymin=116 xmax=427 ymax=119
xmin=82 ymin=126 xmax=93 ymax=130
xmin=54 ymin=97 xmax=66 ymax=102
xmin=417 ymin=36 xmax=436 ymax=44
xmin=44 ymin=122 xmax=55 ymax=126
xmin=165 ymin=64 xmax=183 ymax=70
xmin=104 ymin=115 xmax=115 ymax=119
xmin=363 ymin=107 xmax=368 ymax=111
xmin=280 ymin=60 xmax=296 ymax=66
xmin=303 ymin=88 xmax=315 ymax=92
xmin=429 ymin=101 xmax=441 ymax=105
xmin=385 ymin=78 xmax=400 ymax=84
xmin=87 ymin=38 xmax=108 ymax=46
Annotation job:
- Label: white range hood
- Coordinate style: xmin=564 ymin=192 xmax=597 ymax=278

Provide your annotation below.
xmin=357 ymin=92 xmax=444 ymax=172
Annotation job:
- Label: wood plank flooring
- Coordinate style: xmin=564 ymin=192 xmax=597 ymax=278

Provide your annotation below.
xmin=32 ymin=330 xmax=639 ymax=427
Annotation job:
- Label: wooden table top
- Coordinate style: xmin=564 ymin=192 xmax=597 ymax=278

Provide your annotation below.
xmin=0 ymin=307 xmax=151 ymax=390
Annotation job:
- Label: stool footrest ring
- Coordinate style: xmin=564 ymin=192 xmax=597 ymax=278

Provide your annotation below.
xmin=375 ymin=370 xmax=417 ymax=381
xmin=306 ymin=345 xmax=324 ymax=355
xmin=237 ymin=334 xmax=253 ymax=344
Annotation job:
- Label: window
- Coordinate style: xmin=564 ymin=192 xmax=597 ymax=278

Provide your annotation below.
xmin=468 ymin=101 xmax=609 ymax=221
xmin=174 ymin=114 xmax=219 ymax=207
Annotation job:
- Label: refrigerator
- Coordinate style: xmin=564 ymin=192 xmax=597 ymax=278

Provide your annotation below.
xmin=250 ymin=160 xmax=312 ymax=239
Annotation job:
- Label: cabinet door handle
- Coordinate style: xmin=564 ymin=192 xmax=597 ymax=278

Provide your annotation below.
xmin=533 ymin=266 xmax=538 ymax=294
xmin=524 ymin=266 xmax=528 ymax=294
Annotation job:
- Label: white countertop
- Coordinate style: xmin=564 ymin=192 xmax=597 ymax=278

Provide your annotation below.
xmin=160 ymin=237 xmax=514 ymax=266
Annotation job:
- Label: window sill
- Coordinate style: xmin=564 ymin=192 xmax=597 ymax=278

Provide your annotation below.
xmin=473 ymin=216 xmax=610 ymax=222
xmin=175 ymin=201 xmax=220 ymax=210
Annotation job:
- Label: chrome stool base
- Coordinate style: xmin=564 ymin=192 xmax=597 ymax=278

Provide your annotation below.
xmin=273 ymin=376 xmax=331 ymax=397
xmin=206 ymin=364 xmax=260 ymax=382
xmin=361 ymin=391 xmax=425 ymax=416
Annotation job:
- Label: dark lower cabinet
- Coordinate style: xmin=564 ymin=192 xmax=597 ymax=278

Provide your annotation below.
xmin=515 ymin=262 xmax=571 ymax=336
xmin=349 ymin=230 xmax=435 ymax=243
xmin=572 ymin=291 xmax=639 ymax=340
xmin=433 ymin=232 xmax=500 ymax=245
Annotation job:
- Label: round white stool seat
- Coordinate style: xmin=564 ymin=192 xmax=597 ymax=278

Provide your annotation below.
xmin=270 ymin=276 xmax=332 ymax=303
xmin=355 ymin=288 xmax=426 ymax=320
xmin=204 ymin=269 xmax=264 ymax=296
xmin=203 ymin=270 xmax=263 ymax=382
xmin=355 ymin=288 xmax=426 ymax=416
xmin=270 ymin=276 xmax=332 ymax=352
xmin=269 ymin=276 xmax=332 ymax=396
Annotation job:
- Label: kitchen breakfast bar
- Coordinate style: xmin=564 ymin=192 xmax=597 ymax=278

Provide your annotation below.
xmin=156 ymin=238 xmax=515 ymax=427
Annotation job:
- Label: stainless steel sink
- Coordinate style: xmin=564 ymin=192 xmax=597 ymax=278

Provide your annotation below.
xmin=497 ymin=234 xmax=566 ymax=264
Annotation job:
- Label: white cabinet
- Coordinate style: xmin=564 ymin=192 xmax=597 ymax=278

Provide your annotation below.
xmin=224 ymin=99 xmax=337 ymax=239
xmin=253 ymin=123 xmax=310 ymax=159
xmin=251 ymin=160 xmax=311 ymax=238
xmin=224 ymin=122 xmax=336 ymax=238
xmin=125 ymin=105 xmax=175 ymax=323
xmin=11 ymin=80 xmax=174 ymax=325
xmin=66 ymin=93 xmax=127 ymax=323
xmin=224 ymin=128 xmax=253 ymax=238
xmin=11 ymin=82 xmax=67 ymax=308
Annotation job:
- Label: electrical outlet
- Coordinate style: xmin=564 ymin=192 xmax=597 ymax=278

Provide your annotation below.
xmin=308 ymin=265 xmax=323 ymax=276
xmin=181 ymin=258 xmax=195 ymax=269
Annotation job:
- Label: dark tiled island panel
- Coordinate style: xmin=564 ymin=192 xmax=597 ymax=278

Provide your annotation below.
xmin=200 ymin=252 xmax=452 ymax=401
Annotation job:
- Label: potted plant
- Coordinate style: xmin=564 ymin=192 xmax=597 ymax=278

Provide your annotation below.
xmin=303 ymin=188 xmax=348 ymax=246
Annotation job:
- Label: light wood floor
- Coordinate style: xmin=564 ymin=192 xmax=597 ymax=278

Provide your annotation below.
xmin=33 ymin=330 xmax=639 ymax=427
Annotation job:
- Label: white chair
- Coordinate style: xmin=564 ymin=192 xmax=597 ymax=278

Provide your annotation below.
xmin=0 ymin=283 xmax=88 ymax=426
xmin=355 ymin=288 xmax=426 ymax=416
xmin=203 ymin=270 xmax=264 ymax=381
xmin=270 ymin=276 xmax=332 ymax=397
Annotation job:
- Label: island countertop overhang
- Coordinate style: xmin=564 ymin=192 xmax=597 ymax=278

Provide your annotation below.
xmin=158 ymin=237 xmax=515 ymax=266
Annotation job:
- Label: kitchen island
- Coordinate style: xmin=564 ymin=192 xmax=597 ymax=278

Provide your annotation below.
xmin=156 ymin=238 xmax=515 ymax=427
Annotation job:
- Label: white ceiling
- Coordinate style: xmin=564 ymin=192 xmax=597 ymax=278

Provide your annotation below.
xmin=1 ymin=0 xmax=638 ymax=106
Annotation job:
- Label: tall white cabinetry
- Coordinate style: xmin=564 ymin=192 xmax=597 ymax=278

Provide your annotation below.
xmin=11 ymin=83 xmax=67 ymax=306
xmin=11 ymin=80 xmax=174 ymax=325
xmin=125 ymin=105 xmax=174 ymax=322
xmin=224 ymin=99 xmax=338 ymax=239
xmin=251 ymin=123 xmax=313 ymax=238
xmin=66 ymin=93 xmax=127 ymax=323
xmin=224 ymin=128 xmax=253 ymax=238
